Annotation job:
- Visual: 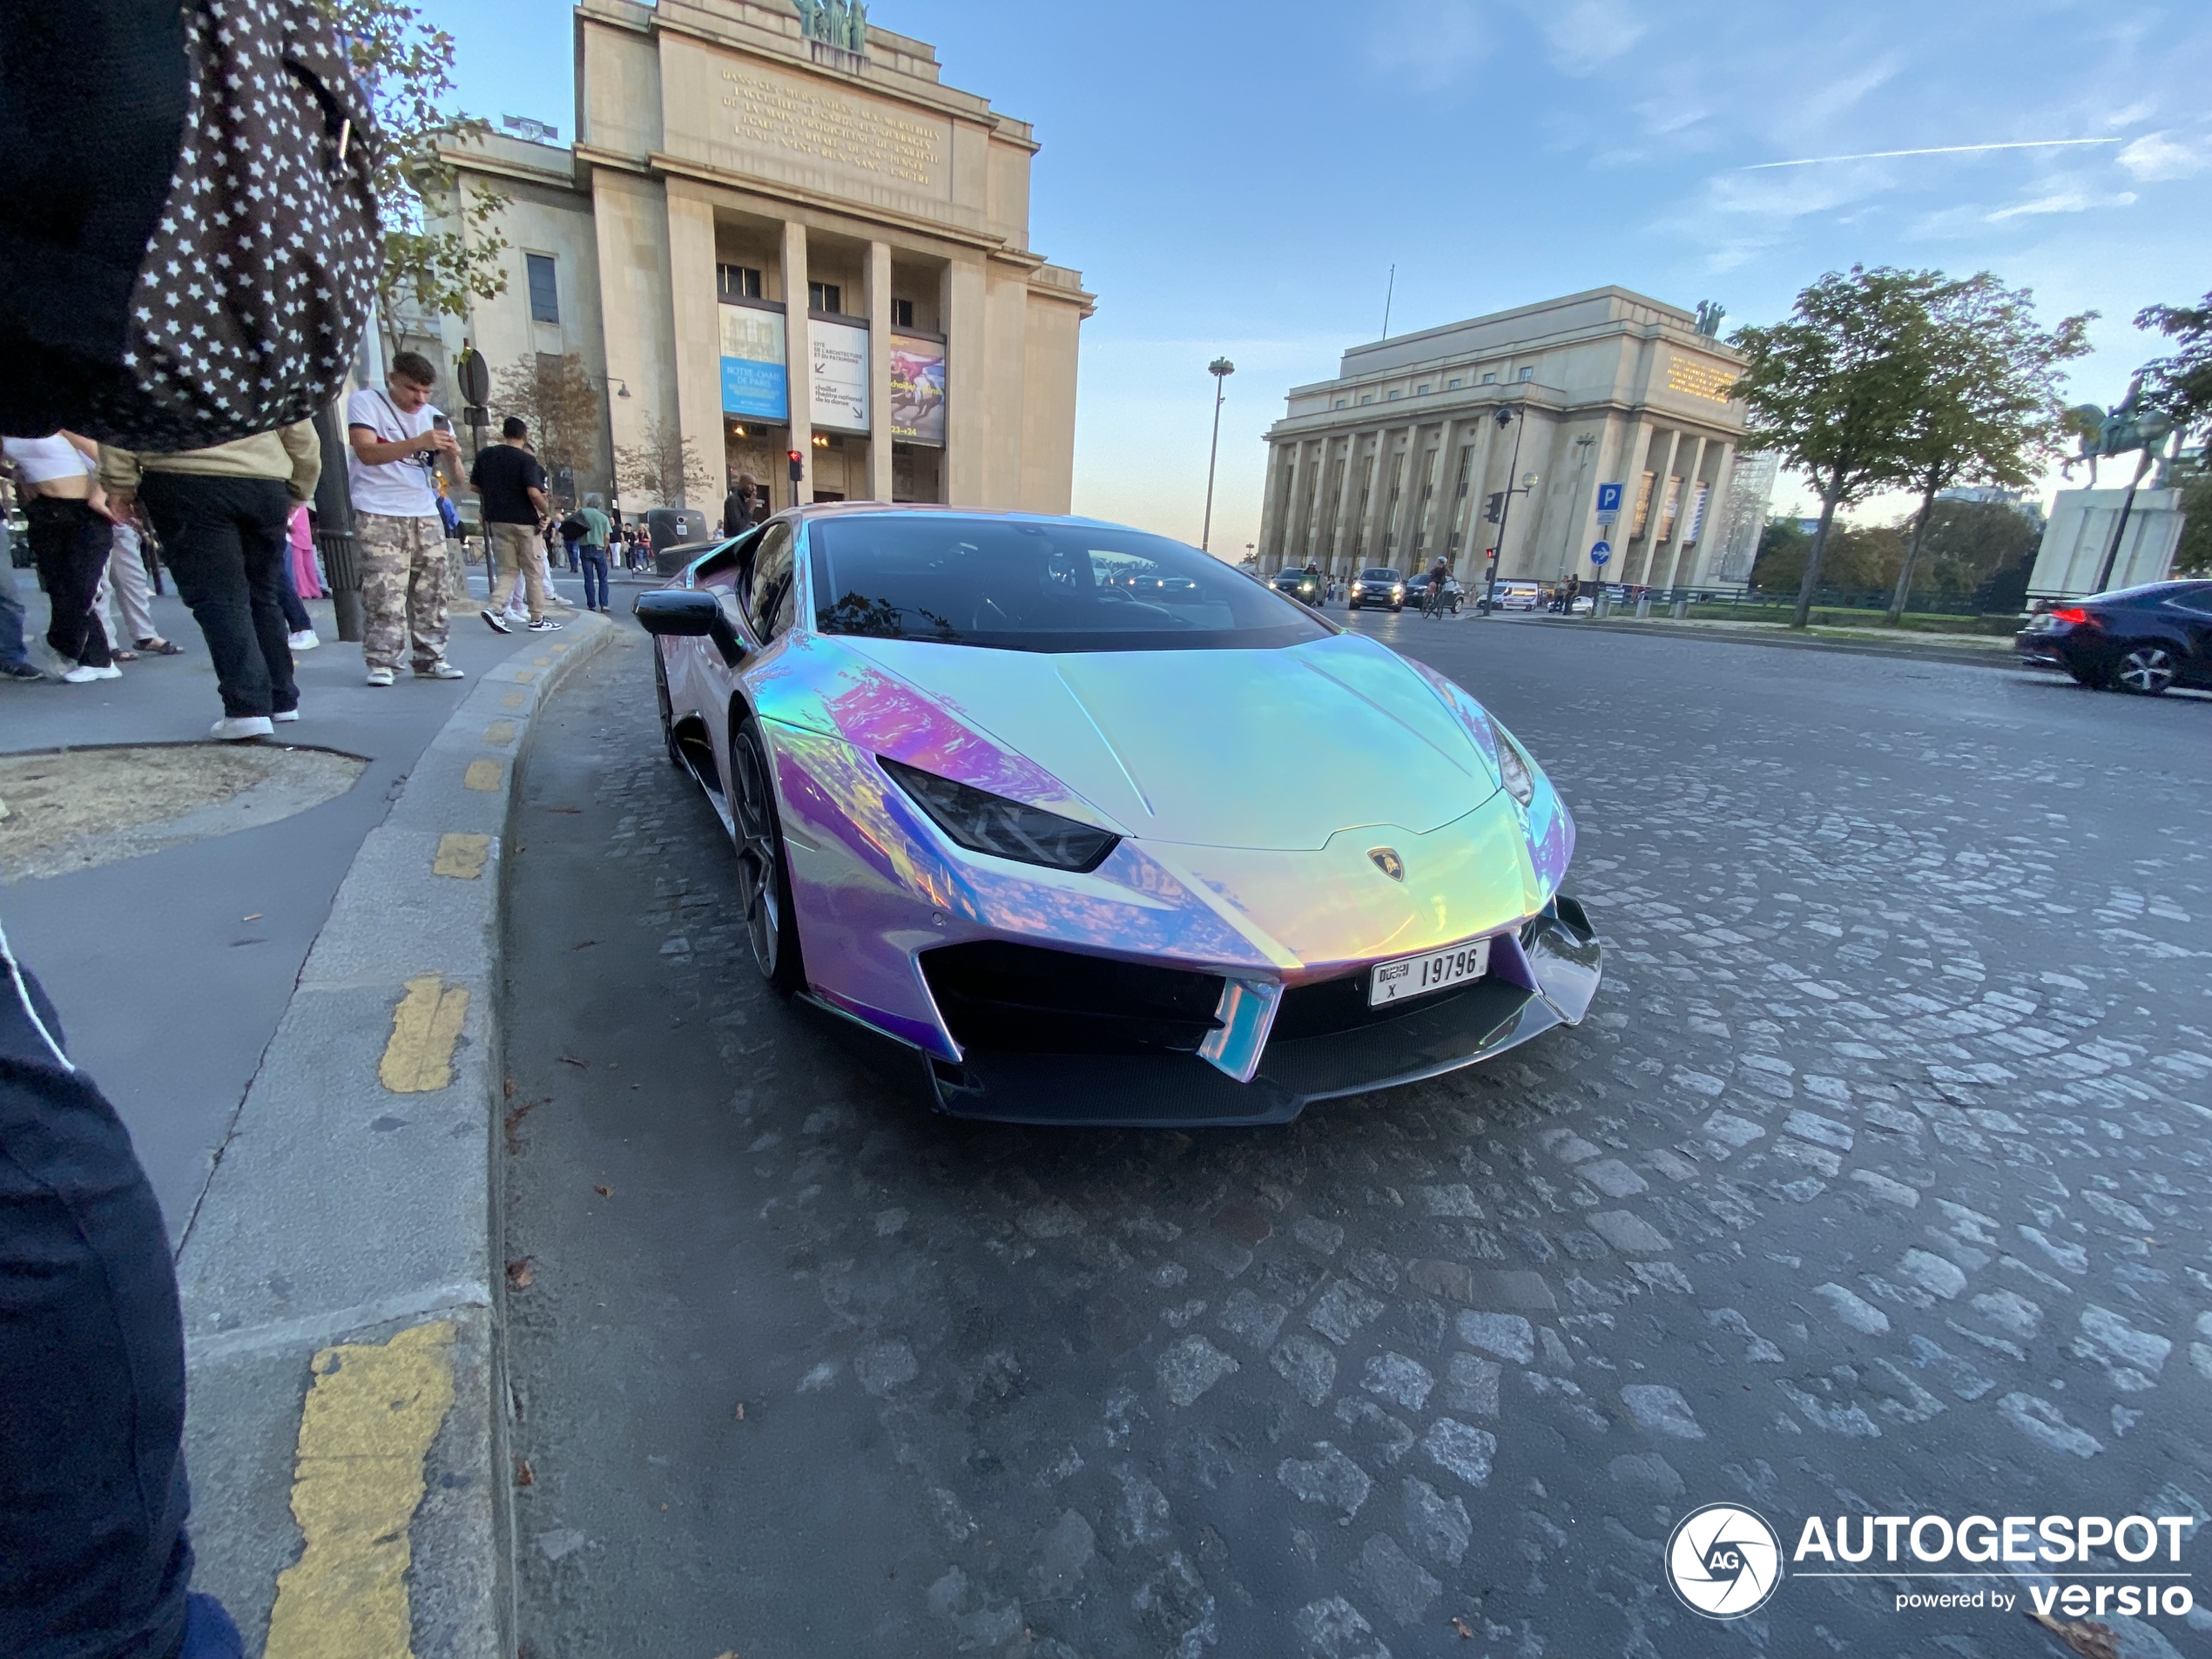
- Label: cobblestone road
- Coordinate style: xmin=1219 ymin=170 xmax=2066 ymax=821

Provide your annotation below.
xmin=501 ymin=618 xmax=2210 ymax=1659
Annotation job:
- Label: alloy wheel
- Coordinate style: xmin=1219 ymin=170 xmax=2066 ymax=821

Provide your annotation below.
xmin=730 ymin=722 xmax=801 ymax=992
xmin=2116 ymin=645 xmax=2175 ymax=696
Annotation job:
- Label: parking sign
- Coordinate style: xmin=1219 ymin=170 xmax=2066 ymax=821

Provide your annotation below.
xmin=1595 ymin=482 xmax=1623 ymax=525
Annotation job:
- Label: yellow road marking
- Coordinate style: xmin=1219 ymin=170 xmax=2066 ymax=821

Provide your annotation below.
xmin=431 ymin=833 xmax=489 ymax=880
xmin=263 ymin=1321 xmax=456 ymax=1659
xmin=531 ymin=655 xmax=552 ymax=666
xmin=462 ymin=759 xmax=502 ymax=792
xmin=378 ymin=976 xmax=469 ymax=1093
xmin=514 ymin=670 xmax=536 ymax=684
xmin=482 ymin=721 xmax=516 ymax=745
xmin=551 ymin=641 xmax=570 ymax=652
xmin=501 ymin=691 xmax=525 ymax=709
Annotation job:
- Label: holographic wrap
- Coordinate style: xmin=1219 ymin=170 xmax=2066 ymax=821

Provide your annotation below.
xmin=653 ymin=508 xmax=1595 ymax=1096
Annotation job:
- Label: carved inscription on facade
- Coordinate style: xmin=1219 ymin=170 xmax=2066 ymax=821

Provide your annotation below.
xmin=1667 ymin=357 xmax=1737 ymax=405
xmin=720 ymin=69 xmax=939 ymax=186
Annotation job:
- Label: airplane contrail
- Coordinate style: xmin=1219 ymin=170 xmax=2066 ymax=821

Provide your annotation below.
xmin=1742 ymin=138 xmax=2122 ymax=170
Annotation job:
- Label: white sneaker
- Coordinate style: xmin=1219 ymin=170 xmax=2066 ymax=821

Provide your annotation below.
xmin=415 ymin=662 xmax=465 ymax=680
xmin=366 ymin=667 xmax=395 ymax=686
xmin=288 ymin=630 xmax=320 ymax=651
xmin=212 ymin=715 xmax=273 ymax=741
xmin=273 ymin=706 xmax=300 ymax=723
xmin=481 ymin=609 xmax=511 ymax=635
xmin=62 ymin=663 xmax=122 ymax=683
xmin=526 ymin=617 xmax=564 ymax=631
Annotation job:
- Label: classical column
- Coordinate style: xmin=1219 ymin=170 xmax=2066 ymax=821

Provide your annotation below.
xmin=1608 ymin=415 xmax=1654 ymax=577
xmin=1419 ymin=417 xmax=1461 ymax=563
xmin=1683 ymin=439 xmax=1737 ymax=586
xmin=1322 ymin=435 xmax=1359 ymax=572
xmin=779 ymin=220 xmax=813 ymax=507
xmin=1632 ymin=428 xmax=1681 ymax=586
xmin=1256 ymin=442 xmax=1291 ymax=567
xmin=1662 ymin=434 xmax=1710 ymax=588
xmin=942 ymin=258 xmax=987 ymax=505
xmin=864 ymin=239 xmax=893 ymax=502
xmin=1367 ymin=428 xmax=1408 ymax=567
xmin=664 ymin=190 xmax=722 ymax=511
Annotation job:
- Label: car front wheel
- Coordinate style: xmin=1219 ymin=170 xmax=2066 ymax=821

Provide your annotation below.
xmin=653 ymin=647 xmax=683 ymax=767
xmin=2114 ymin=644 xmax=2177 ymax=696
xmin=731 ymin=717 xmax=805 ymax=995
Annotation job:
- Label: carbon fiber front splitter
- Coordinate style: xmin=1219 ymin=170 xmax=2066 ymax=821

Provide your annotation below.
xmin=920 ymin=896 xmax=1602 ymax=1128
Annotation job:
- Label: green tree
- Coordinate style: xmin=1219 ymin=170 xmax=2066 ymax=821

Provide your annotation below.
xmin=615 ymin=414 xmax=712 ymax=510
xmin=2134 ymin=291 xmax=2212 ymax=441
xmin=324 ymin=0 xmax=510 ymax=353
xmin=1748 ymin=516 xmax=1811 ymax=595
xmin=1730 ymin=266 xmax=1951 ymax=628
xmin=1883 ymin=277 xmax=2091 ymax=624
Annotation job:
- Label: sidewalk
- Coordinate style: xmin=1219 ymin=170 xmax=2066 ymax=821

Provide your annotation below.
xmin=1502 ymin=610 xmax=2021 ymax=668
xmin=0 ymin=574 xmax=599 ymax=1244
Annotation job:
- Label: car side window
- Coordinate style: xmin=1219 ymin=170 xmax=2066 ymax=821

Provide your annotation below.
xmin=688 ymin=526 xmax=761 ymax=592
xmin=746 ymin=523 xmax=797 ymax=641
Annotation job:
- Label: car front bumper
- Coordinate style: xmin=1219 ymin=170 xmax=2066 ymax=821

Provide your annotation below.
xmin=908 ymin=896 xmax=1602 ymax=1126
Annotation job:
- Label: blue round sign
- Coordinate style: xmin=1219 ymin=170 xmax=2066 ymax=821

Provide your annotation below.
xmin=1589 ymin=540 xmax=1612 ymax=566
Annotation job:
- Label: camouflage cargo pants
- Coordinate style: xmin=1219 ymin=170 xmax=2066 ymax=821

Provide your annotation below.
xmin=357 ymin=512 xmax=452 ymax=671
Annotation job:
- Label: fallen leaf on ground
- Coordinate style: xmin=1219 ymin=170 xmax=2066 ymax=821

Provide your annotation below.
xmin=1453 ymin=1617 xmax=1474 ymax=1640
xmin=503 ymin=1076 xmax=516 ymax=1099
xmin=734 ymin=1403 xmax=745 ymax=1420
xmin=516 ymin=1460 xmax=534 ymax=1487
xmin=571 ymin=940 xmax=598 ymax=950
xmin=242 ymin=913 xmax=261 ymax=921
xmin=593 ymin=1184 xmax=612 ymax=1197
xmin=506 ymin=1258 xmax=535 ymax=1290
xmin=502 ymin=1099 xmax=540 ymax=1152
xmin=2028 ymin=1615 xmax=2121 ymax=1659
xmin=558 ymin=1055 xmax=590 ymax=1069
xmin=545 ymin=806 xmax=581 ymax=813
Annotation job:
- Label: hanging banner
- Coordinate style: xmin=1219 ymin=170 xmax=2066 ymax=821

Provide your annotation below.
xmin=810 ymin=317 xmax=870 ymax=432
xmin=887 ymin=334 xmax=947 ymax=447
xmin=719 ymin=303 xmax=787 ymax=420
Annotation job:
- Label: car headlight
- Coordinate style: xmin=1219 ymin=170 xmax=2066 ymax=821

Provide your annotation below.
xmin=880 ymin=757 xmax=1120 ymax=873
xmin=1489 ymin=721 xmax=1535 ymax=806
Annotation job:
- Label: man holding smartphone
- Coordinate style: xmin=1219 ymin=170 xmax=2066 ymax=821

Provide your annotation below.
xmin=345 ymin=351 xmax=466 ymax=686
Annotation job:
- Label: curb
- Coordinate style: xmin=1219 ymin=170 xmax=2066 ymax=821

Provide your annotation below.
xmin=1514 ymin=614 xmax=2023 ymax=669
xmin=176 ymin=611 xmax=616 ymax=1658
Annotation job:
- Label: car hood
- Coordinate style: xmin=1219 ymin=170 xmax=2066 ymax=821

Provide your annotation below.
xmin=809 ymin=632 xmax=1501 ymax=851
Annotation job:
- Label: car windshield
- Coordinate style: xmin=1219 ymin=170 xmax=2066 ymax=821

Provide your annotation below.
xmin=809 ymin=516 xmax=1332 ymax=653
xmin=1361 ymin=570 xmax=1397 ymax=581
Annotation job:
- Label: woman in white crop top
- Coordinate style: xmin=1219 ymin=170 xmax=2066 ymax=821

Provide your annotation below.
xmin=3 ymin=432 xmax=119 ymax=680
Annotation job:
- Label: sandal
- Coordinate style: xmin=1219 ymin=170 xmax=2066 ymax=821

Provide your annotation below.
xmin=111 ymin=649 xmax=139 ymax=662
xmin=137 ymin=637 xmax=185 ymax=656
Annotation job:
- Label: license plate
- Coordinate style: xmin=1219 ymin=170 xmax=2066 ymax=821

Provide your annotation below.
xmin=1369 ymin=936 xmax=1491 ymax=1008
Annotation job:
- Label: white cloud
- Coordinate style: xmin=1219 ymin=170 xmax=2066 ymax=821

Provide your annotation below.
xmin=1364 ymin=0 xmax=1485 ymax=92
xmin=2116 ymin=131 xmax=2212 ymax=182
xmin=1985 ymin=188 xmax=2138 ymax=221
xmin=1535 ymin=0 xmax=1647 ymax=75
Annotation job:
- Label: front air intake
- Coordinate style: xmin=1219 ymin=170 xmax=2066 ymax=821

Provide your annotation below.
xmin=922 ymin=941 xmax=1225 ymax=1055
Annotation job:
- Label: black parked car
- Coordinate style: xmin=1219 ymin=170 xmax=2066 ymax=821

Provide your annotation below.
xmin=1347 ymin=567 xmax=1406 ymax=611
xmin=2015 ymin=581 xmax=2212 ymax=695
xmin=1271 ymin=566 xmax=1323 ymax=607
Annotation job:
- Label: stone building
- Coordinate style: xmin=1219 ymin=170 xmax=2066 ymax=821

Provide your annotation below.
xmin=418 ymin=0 xmax=1093 ymax=516
xmin=1256 ymin=289 xmax=1748 ymax=590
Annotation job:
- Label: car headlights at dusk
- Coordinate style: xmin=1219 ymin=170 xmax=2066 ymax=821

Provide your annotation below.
xmin=880 ymin=757 xmax=1121 ymax=873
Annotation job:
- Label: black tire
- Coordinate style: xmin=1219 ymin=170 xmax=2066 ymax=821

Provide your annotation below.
xmin=653 ymin=646 xmax=683 ymax=767
xmin=731 ymin=717 xmax=805 ymax=996
xmin=2066 ymin=658 xmax=2108 ymax=689
xmin=2114 ymin=644 xmax=2177 ymax=696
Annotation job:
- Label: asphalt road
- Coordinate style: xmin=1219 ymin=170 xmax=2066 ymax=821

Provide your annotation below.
xmin=500 ymin=615 xmax=2210 ymax=1659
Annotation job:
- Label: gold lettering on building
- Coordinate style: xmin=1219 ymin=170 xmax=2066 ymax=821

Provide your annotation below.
xmin=720 ymin=68 xmax=940 ymax=186
xmin=1667 ymin=357 xmax=1737 ymax=404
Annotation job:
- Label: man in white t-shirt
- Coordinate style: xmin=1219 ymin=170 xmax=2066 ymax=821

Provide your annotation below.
xmin=345 ymin=351 xmax=466 ymax=686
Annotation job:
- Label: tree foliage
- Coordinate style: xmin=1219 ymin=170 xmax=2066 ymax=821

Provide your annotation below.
xmin=1729 ymin=266 xmax=1954 ymax=627
xmin=1883 ymin=275 xmax=2090 ymax=622
xmin=2134 ymin=291 xmax=2212 ymax=442
xmin=492 ymin=353 xmax=604 ymax=501
xmin=614 ymin=415 xmax=712 ymax=509
xmin=1751 ymin=500 xmax=2041 ymax=610
xmin=321 ymin=0 xmax=510 ymax=351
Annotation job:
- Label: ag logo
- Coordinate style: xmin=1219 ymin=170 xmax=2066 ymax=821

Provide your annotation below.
xmin=1665 ymin=1503 xmax=1783 ymax=1619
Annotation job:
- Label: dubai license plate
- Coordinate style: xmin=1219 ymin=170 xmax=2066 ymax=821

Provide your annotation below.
xmin=1369 ymin=936 xmax=1491 ymax=1008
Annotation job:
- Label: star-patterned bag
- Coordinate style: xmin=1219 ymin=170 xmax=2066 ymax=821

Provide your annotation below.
xmin=95 ymin=0 xmax=381 ymax=449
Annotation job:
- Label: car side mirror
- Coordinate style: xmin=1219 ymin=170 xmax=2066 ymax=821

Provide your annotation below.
xmin=634 ymin=589 xmax=745 ymax=665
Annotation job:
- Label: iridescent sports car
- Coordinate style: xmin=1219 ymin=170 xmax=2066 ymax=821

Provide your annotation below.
xmin=635 ymin=506 xmax=1600 ymax=1125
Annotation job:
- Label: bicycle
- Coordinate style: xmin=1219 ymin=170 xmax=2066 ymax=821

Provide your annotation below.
xmin=1420 ymin=583 xmax=1449 ymax=620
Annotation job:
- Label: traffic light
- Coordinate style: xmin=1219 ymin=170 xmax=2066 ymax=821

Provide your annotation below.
xmin=786 ymin=448 xmax=804 ymax=483
xmin=1483 ymin=492 xmax=1503 ymax=523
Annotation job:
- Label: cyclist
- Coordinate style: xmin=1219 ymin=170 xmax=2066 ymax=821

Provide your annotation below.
xmin=1420 ymin=556 xmax=1451 ymax=618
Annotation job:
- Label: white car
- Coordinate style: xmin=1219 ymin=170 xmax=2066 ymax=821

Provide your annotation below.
xmin=1490 ymin=581 xmax=1544 ymax=611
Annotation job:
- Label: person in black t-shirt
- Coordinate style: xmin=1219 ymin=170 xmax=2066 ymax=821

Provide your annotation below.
xmin=468 ymin=418 xmax=556 ymax=633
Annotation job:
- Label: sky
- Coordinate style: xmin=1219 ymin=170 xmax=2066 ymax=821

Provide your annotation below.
xmin=446 ymin=0 xmax=2212 ymax=552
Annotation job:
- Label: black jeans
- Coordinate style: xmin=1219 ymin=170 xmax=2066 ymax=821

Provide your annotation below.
xmin=137 ymin=474 xmax=295 ymax=718
xmin=24 ymin=496 xmax=112 ymax=667
xmin=0 ymin=950 xmax=192 ymax=1659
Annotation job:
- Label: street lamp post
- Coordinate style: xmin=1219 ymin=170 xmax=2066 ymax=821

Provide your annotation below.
xmin=1201 ymin=356 xmax=1235 ymax=551
xmin=1484 ymin=404 xmax=1527 ymax=617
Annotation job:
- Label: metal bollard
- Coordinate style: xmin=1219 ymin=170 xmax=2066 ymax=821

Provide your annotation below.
xmin=1594 ymin=590 xmax=1610 ymax=618
xmin=1635 ymin=592 xmax=1651 ymax=619
xmin=1671 ymin=595 xmax=1689 ymax=619
xmin=312 ymin=402 xmax=365 ymax=642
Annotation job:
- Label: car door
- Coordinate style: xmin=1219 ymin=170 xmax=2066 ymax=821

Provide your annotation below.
xmin=2163 ymin=583 xmax=2212 ymax=685
xmin=663 ymin=527 xmax=762 ymax=785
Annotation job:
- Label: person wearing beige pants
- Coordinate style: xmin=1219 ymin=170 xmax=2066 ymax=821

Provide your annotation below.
xmin=486 ymin=520 xmax=550 ymax=624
